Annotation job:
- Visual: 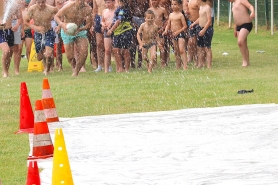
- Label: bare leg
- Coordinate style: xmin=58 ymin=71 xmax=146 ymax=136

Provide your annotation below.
xmin=64 ymin=43 xmax=75 ymax=71
xmin=43 ymin=46 xmax=54 ymax=75
xmin=205 ymin=47 xmax=212 ymax=68
xmin=123 ymin=49 xmax=130 ymax=72
xmin=172 ymin=39 xmax=182 ymax=69
xmin=13 ymin=44 xmax=22 ymax=75
xmin=113 ymin=48 xmax=123 ymax=72
xmin=104 ymin=37 xmax=112 ymax=73
xmin=149 ymin=45 xmax=157 ymax=73
xmin=72 ymin=38 xmax=88 ymax=76
xmin=25 ymin=38 xmax=33 ymax=61
xmin=188 ymin=36 xmax=198 ymax=65
xmin=87 ymin=29 xmax=98 ymax=69
xmin=178 ymin=38 xmax=187 ymax=70
xmin=1 ymin=42 xmax=11 ymax=77
xmin=56 ymin=37 xmax=63 ymax=71
xmin=237 ymin=29 xmax=250 ymax=66
xmin=95 ymin=32 xmax=104 ymax=71
xmin=197 ymin=47 xmax=205 ymax=68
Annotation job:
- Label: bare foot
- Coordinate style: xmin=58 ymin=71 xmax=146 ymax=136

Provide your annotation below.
xmin=15 ymin=71 xmax=19 ymax=75
xmin=2 ymin=73 xmax=8 ymax=78
xmin=80 ymin=67 xmax=86 ymax=72
xmin=57 ymin=66 xmax=63 ymax=72
xmin=242 ymin=61 xmax=250 ymax=67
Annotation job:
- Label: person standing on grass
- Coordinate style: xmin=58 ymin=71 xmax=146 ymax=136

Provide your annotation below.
xmin=54 ymin=0 xmax=92 ymax=76
xmin=229 ymin=0 xmax=255 ymax=67
xmin=92 ymin=0 xmax=106 ymax=72
xmin=190 ymin=0 xmax=213 ymax=68
xmin=24 ymin=0 xmax=58 ymax=75
xmin=101 ymin=0 xmax=116 ymax=73
xmin=187 ymin=0 xmax=200 ymax=66
xmin=0 ymin=2 xmax=23 ymax=77
xmin=163 ymin=0 xmax=188 ymax=70
xmin=106 ymin=0 xmax=133 ymax=72
xmin=137 ymin=10 xmax=159 ymax=73
xmin=148 ymin=0 xmax=169 ymax=68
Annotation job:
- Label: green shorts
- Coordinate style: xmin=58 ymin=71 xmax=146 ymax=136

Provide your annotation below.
xmin=61 ymin=29 xmax=87 ymax=44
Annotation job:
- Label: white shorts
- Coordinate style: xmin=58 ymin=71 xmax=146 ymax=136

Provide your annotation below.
xmin=12 ymin=20 xmax=22 ymax=45
xmin=51 ymin=20 xmax=59 ymax=44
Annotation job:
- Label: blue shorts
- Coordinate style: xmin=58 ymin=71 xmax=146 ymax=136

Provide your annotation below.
xmin=94 ymin=15 xmax=102 ymax=33
xmin=61 ymin=29 xmax=87 ymax=44
xmin=188 ymin=23 xmax=199 ymax=37
xmin=0 ymin=29 xmax=14 ymax=47
xmin=34 ymin=29 xmax=55 ymax=53
xmin=112 ymin=30 xmax=132 ymax=49
xmin=197 ymin=26 xmax=214 ymax=48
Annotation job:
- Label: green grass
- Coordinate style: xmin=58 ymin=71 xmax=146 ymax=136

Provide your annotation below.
xmin=0 ymin=26 xmax=278 ymax=184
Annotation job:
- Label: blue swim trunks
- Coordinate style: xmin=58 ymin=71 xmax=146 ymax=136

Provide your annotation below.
xmin=0 ymin=29 xmax=14 ymax=47
xmin=94 ymin=15 xmax=102 ymax=33
xmin=61 ymin=29 xmax=87 ymax=44
xmin=34 ymin=29 xmax=55 ymax=53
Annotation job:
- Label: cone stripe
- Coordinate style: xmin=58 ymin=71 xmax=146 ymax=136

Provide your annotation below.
xmin=42 ymin=98 xmax=56 ymax=109
xmin=33 ymin=133 xmax=53 ymax=147
xmin=42 ymin=89 xmax=53 ymax=99
xmin=44 ymin=108 xmax=58 ymax=119
xmin=34 ymin=110 xmax=46 ymax=123
xmin=46 ymin=117 xmax=59 ymax=122
xmin=34 ymin=122 xmax=50 ymax=134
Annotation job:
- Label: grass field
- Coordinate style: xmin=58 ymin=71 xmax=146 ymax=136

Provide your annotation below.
xmin=0 ymin=26 xmax=278 ymax=184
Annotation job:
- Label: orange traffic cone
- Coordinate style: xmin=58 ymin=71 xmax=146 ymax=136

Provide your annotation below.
xmin=41 ymin=78 xmax=59 ymax=123
xmin=26 ymin=160 xmax=41 ymax=185
xmin=28 ymin=100 xmax=53 ymax=160
xmin=16 ymin=82 xmax=34 ymax=134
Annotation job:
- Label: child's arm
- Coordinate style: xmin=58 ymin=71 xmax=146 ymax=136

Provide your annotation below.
xmin=137 ymin=24 xmax=144 ymax=50
xmin=107 ymin=19 xmax=120 ymax=36
xmin=190 ymin=18 xmax=199 ymax=28
xmin=162 ymin=15 xmax=171 ymax=36
xmin=241 ymin=0 xmax=255 ymax=19
xmin=160 ymin=8 xmax=169 ymax=33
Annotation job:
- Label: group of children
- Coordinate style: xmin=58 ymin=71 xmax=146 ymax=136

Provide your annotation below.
xmin=0 ymin=0 xmax=255 ymax=77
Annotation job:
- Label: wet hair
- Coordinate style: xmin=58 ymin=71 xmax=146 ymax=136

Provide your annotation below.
xmin=145 ymin=10 xmax=155 ymax=17
xmin=172 ymin=0 xmax=182 ymax=5
xmin=119 ymin=0 xmax=128 ymax=3
xmin=202 ymin=0 xmax=207 ymax=2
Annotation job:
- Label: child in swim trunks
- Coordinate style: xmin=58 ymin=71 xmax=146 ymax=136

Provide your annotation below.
xmin=137 ymin=10 xmax=159 ymax=73
xmin=163 ymin=0 xmax=188 ymax=70
xmin=229 ymin=0 xmax=255 ymax=67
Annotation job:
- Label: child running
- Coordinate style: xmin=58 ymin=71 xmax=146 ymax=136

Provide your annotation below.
xmin=101 ymin=0 xmax=116 ymax=73
xmin=137 ymin=10 xmax=159 ymax=73
xmin=148 ymin=0 xmax=169 ymax=67
xmin=163 ymin=0 xmax=188 ymax=70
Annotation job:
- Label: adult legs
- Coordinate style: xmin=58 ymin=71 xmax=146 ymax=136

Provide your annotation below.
xmin=55 ymin=37 xmax=63 ymax=71
xmin=72 ymin=38 xmax=88 ymax=76
xmin=43 ymin=46 xmax=54 ymax=75
xmin=1 ymin=42 xmax=11 ymax=77
xmin=187 ymin=36 xmax=197 ymax=65
xmin=95 ymin=32 xmax=104 ymax=71
xmin=237 ymin=29 xmax=250 ymax=66
xmin=104 ymin=37 xmax=112 ymax=73
xmin=13 ymin=43 xmax=22 ymax=75
xmin=113 ymin=48 xmax=123 ymax=72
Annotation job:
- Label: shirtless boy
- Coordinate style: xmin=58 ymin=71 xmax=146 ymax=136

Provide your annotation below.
xmin=101 ymin=0 xmax=116 ymax=73
xmin=187 ymin=0 xmax=200 ymax=65
xmin=130 ymin=0 xmax=150 ymax=69
xmin=148 ymin=0 xmax=168 ymax=67
xmin=230 ymin=0 xmax=255 ymax=67
xmin=190 ymin=0 xmax=213 ymax=68
xmin=54 ymin=0 xmax=92 ymax=76
xmin=24 ymin=0 xmax=58 ymax=75
xmin=163 ymin=0 xmax=188 ymax=70
xmin=93 ymin=0 xmax=106 ymax=72
xmin=137 ymin=10 xmax=159 ymax=73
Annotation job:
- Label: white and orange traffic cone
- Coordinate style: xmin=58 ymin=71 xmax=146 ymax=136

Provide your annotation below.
xmin=41 ymin=78 xmax=59 ymax=123
xmin=28 ymin=100 xmax=53 ymax=160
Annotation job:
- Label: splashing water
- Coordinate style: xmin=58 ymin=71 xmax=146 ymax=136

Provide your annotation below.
xmin=2 ymin=0 xmax=17 ymax=24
